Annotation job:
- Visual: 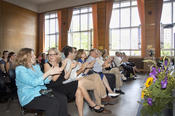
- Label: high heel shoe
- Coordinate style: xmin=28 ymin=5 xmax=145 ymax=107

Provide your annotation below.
xmin=89 ymin=105 xmax=104 ymax=113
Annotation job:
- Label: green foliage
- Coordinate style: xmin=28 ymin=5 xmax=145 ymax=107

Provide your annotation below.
xmin=140 ymin=57 xmax=175 ymax=116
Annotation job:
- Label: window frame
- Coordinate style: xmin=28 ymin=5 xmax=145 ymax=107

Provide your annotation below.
xmin=109 ymin=0 xmax=141 ymax=56
xmin=44 ymin=12 xmax=59 ymax=52
xmin=161 ymin=0 xmax=175 ymax=56
xmin=68 ymin=6 xmax=93 ymax=50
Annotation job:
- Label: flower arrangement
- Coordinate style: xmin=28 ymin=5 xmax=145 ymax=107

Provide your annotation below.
xmin=140 ymin=57 xmax=175 ymax=116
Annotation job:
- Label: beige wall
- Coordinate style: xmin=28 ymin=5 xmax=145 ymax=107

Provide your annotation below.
xmin=0 ymin=1 xmax=38 ymax=54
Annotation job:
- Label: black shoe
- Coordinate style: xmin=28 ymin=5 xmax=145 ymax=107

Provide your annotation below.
xmin=115 ymin=90 xmax=125 ymax=94
xmin=89 ymin=105 xmax=104 ymax=113
xmin=101 ymin=108 xmax=112 ymax=114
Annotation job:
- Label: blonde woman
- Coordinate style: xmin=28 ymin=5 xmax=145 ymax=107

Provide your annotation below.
xmin=44 ymin=48 xmax=105 ymax=116
xmin=15 ymin=48 xmax=68 ymax=116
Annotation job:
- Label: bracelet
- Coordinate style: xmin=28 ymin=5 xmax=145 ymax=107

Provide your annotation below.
xmin=48 ymin=75 xmax=53 ymax=80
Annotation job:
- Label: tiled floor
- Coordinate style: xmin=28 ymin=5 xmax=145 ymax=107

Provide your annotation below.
xmin=0 ymin=74 xmax=146 ymax=116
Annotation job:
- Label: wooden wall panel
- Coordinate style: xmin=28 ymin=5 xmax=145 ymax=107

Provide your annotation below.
xmin=0 ymin=1 xmax=38 ymax=54
xmin=137 ymin=0 xmax=163 ymax=57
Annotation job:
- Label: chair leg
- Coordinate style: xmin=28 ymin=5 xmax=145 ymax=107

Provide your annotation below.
xmin=34 ymin=112 xmax=43 ymax=116
xmin=20 ymin=110 xmax=25 ymax=116
xmin=20 ymin=107 xmax=26 ymax=116
xmin=5 ymin=98 xmax=12 ymax=111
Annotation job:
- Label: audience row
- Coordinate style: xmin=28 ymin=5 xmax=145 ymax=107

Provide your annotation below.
xmin=0 ymin=47 xmax=138 ymax=116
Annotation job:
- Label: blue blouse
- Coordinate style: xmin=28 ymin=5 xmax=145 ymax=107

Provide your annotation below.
xmin=77 ymin=58 xmax=86 ymax=63
xmin=15 ymin=64 xmax=50 ymax=106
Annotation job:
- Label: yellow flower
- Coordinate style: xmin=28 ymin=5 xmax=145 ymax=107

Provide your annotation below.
xmin=141 ymin=90 xmax=145 ymax=99
xmin=145 ymin=77 xmax=154 ymax=88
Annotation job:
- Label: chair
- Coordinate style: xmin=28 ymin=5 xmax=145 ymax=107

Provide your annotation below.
xmin=20 ymin=107 xmax=43 ymax=116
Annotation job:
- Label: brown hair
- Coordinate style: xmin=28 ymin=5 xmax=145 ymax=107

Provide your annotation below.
xmin=76 ymin=49 xmax=84 ymax=60
xmin=16 ymin=48 xmax=34 ymax=68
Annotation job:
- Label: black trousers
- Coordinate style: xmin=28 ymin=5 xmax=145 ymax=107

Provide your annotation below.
xmin=24 ymin=92 xmax=68 ymax=116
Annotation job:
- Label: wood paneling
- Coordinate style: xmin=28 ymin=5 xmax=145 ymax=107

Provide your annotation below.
xmin=38 ymin=13 xmax=44 ymax=54
xmin=0 ymin=1 xmax=38 ymax=54
xmin=137 ymin=0 xmax=163 ymax=57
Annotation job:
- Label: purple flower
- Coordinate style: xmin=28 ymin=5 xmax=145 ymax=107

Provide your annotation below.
xmin=162 ymin=66 xmax=165 ymax=70
xmin=158 ymin=68 xmax=161 ymax=73
xmin=161 ymin=77 xmax=168 ymax=89
xmin=147 ymin=98 xmax=153 ymax=106
xmin=149 ymin=67 xmax=158 ymax=82
xmin=165 ymin=60 xmax=168 ymax=66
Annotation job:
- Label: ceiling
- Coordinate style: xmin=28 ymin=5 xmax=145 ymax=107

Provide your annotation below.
xmin=24 ymin=0 xmax=57 ymax=5
xmin=3 ymin=0 xmax=104 ymax=13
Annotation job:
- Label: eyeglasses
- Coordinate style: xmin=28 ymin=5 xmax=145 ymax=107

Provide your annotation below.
xmin=48 ymin=54 xmax=57 ymax=56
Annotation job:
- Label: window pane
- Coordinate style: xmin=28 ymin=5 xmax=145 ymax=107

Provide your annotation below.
xmin=161 ymin=50 xmax=171 ymax=56
xmin=45 ymin=20 xmax=49 ymax=34
xmin=72 ymin=15 xmax=80 ymax=31
xmin=131 ymin=51 xmax=141 ymax=56
xmin=110 ymin=9 xmax=119 ymax=28
xmin=56 ymin=19 xmax=58 ymax=33
xmin=121 ymin=29 xmax=130 ymax=49
xmin=132 ymin=1 xmax=137 ymax=5
xmin=120 ymin=1 xmax=130 ymax=7
xmin=50 ymin=19 xmax=56 ymax=34
xmin=89 ymin=8 xmax=92 ymax=12
xmin=45 ymin=14 xmax=49 ymax=19
xmin=173 ymin=2 xmax=175 ymax=23
xmin=72 ymin=33 xmax=80 ymax=49
xmin=81 ymin=8 xmax=88 ymax=13
xmin=81 ymin=32 xmax=89 ymax=50
xmin=50 ymin=35 xmax=56 ymax=48
xmin=50 ymin=13 xmax=56 ymax=18
xmin=173 ymin=27 xmax=175 ymax=49
xmin=45 ymin=35 xmax=49 ymax=52
xmin=81 ymin=14 xmax=88 ymax=31
xmin=73 ymin=10 xmax=80 ymax=15
xmin=121 ymin=8 xmax=130 ymax=27
xmin=109 ymin=51 xmax=116 ymax=56
xmin=131 ymin=28 xmax=139 ymax=49
xmin=131 ymin=7 xmax=140 ymax=26
xmin=161 ymin=3 xmax=172 ymax=24
xmin=163 ymin=28 xmax=172 ymax=49
xmin=113 ymin=3 xmax=119 ymax=8
xmin=89 ymin=14 xmax=93 ymax=29
xmin=111 ymin=30 xmax=120 ymax=49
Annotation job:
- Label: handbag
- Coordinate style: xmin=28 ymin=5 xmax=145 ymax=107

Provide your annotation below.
xmin=39 ymin=89 xmax=55 ymax=98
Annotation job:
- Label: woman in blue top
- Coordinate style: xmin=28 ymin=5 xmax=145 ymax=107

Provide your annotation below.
xmin=15 ymin=48 xmax=68 ymax=116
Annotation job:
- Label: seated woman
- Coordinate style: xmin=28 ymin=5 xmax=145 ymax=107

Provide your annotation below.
xmin=15 ymin=48 xmax=68 ymax=116
xmin=44 ymin=48 xmax=105 ymax=116
xmin=76 ymin=49 xmax=120 ymax=96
